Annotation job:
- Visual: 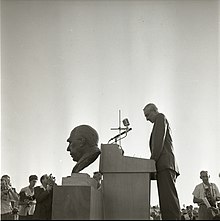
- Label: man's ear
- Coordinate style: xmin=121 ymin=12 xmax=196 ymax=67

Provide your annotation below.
xmin=79 ymin=137 xmax=86 ymax=146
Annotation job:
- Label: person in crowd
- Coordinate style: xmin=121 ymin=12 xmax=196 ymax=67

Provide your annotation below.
xmin=93 ymin=171 xmax=102 ymax=189
xmin=192 ymin=209 xmax=199 ymax=220
xmin=192 ymin=170 xmax=220 ymax=220
xmin=181 ymin=207 xmax=195 ymax=220
xmin=67 ymin=125 xmax=101 ymax=173
xmin=18 ymin=175 xmax=38 ymax=220
xmin=1 ymin=175 xmax=19 ymax=220
xmin=150 ymin=210 xmax=161 ymax=220
xmin=33 ymin=174 xmax=56 ymax=220
xmin=180 ymin=209 xmax=189 ymax=220
xmin=143 ymin=103 xmax=181 ymax=220
xmin=217 ymin=202 xmax=220 ymax=210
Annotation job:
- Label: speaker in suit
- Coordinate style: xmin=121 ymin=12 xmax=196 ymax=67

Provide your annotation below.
xmin=143 ymin=103 xmax=181 ymax=220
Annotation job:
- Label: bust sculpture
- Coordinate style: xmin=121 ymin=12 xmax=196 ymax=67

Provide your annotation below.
xmin=67 ymin=125 xmax=101 ymax=173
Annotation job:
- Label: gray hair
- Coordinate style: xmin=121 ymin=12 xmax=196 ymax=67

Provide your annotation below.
xmin=143 ymin=103 xmax=158 ymax=112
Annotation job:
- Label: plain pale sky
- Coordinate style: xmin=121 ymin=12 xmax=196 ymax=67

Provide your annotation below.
xmin=1 ymin=0 xmax=220 ymax=207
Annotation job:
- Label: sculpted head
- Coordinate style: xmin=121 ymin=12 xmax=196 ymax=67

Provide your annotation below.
xmin=67 ymin=125 xmax=101 ymax=173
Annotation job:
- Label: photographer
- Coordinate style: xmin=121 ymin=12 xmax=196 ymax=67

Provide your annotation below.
xmin=1 ymin=175 xmax=19 ymax=220
xmin=18 ymin=175 xmax=38 ymax=220
xmin=33 ymin=174 xmax=56 ymax=220
xmin=192 ymin=171 xmax=220 ymax=220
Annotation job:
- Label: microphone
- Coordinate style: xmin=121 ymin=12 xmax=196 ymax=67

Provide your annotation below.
xmin=109 ymin=128 xmax=132 ymax=142
xmin=122 ymin=118 xmax=130 ymax=127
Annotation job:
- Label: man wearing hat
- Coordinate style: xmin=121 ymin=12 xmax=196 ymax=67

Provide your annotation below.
xmin=18 ymin=175 xmax=38 ymax=220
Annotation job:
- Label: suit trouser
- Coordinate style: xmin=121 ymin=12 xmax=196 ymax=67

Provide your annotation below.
xmin=157 ymin=169 xmax=181 ymax=220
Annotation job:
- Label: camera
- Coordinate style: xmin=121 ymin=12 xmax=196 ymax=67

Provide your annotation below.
xmin=1 ymin=179 xmax=9 ymax=191
xmin=19 ymin=191 xmax=35 ymax=202
xmin=47 ymin=174 xmax=56 ymax=186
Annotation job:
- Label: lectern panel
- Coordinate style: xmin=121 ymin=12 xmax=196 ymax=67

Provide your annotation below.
xmin=103 ymin=173 xmax=150 ymax=220
xmin=99 ymin=144 xmax=156 ymax=220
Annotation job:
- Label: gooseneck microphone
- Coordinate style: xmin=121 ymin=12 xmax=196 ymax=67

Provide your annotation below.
xmin=108 ymin=128 xmax=132 ymax=142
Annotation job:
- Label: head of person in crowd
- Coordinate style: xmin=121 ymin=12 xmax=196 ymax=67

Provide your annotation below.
xmin=93 ymin=171 xmax=102 ymax=188
xmin=93 ymin=171 xmax=102 ymax=182
xmin=192 ymin=209 xmax=199 ymax=219
xmin=40 ymin=174 xmax=49 ymax=188
xmin=143 ymin=103 xmax=159 ymax=123
xmin=29 ymin=175 xmax=38 ymax=188
xmin=67 ymin=125 xmax=101 ymax=173
xmin=1 ymin=175 xmax=12 ymax=188
xmin=200 ymin=170 xmax=210 ymax=185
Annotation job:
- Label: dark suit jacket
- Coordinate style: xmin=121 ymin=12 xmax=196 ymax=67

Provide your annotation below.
xmin=150 ymin=113 xmax=180 ymax=176
xmin=33 ymin=186 xmax=53 ymax=220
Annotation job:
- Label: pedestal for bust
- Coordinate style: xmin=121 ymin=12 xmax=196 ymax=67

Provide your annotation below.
xmin=52 ymin=173 xmax=103 ymax=220
xmin=99 ymin=144 xmax=156 ymax=220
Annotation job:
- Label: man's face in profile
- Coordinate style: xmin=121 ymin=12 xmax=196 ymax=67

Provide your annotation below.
xmin=144 ymin=108 xmax=154 ymax=123
xmin=67 ymin=130 xmax=83 ymax=162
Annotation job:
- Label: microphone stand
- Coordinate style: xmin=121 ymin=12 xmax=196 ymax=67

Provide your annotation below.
xmin=108 ymin=110 xmax=132 ymax=155
xmin=109 ymin=110 xmax=127 ymax=146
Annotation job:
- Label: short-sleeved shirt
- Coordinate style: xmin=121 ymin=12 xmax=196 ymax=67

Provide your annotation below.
xmin=192 ymin=182 xmax=220 ymax=206
xmin=18 ymin=186 xmax=36 ymax=216
xmin=1 ymin=188 xmax=17 ymax=215
xmin=1 ymin=192 xmax=12 ymax=214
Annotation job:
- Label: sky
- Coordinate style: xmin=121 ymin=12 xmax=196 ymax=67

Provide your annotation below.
xmin=1 ymin=0 xmax=220 ymax=208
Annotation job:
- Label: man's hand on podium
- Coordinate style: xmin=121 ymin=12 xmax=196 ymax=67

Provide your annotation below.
xmin=150 ymin=172 xmax=157 ymax=180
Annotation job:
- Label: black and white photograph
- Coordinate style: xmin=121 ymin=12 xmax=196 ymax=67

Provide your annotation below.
xmin=1 ymin=0 xmax=220 ymax=220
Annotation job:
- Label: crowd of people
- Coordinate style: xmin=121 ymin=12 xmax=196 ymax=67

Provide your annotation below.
xmin=1 ymin=103 xmax=220 ymax=220
xmin=1 ymin=171 xmax=220 ymax=220
xmin=150 ymin=202 xmax=220 ymax=220
xmin=150 ymin=205 xmax=198 ymax=220
xmin=1 ymin=171 xmax=102 ymax=220
xmin=1 ymin=174 xmax=56 ymax=220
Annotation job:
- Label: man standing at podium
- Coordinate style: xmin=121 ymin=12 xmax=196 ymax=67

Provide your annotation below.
xmin=143 ymin=103 xmax=181 ymax=220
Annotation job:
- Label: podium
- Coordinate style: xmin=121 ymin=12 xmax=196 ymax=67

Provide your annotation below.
xmin=99 ymin=144 xmax=156 ymax=220
xmin=52 ymin=173 xmax=103 ymax=220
